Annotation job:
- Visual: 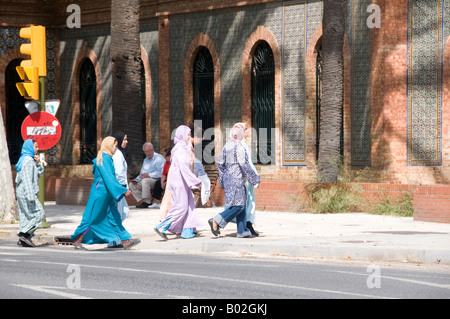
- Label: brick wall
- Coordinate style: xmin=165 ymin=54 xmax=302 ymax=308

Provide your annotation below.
xmin=4 ymin=0 xmax=450 ymax=185
xmin=44 ymin=176 xmax=450 ymax=224
xmin=413 ymin=186 xmax=450 ymax=224
xmin=5 ymin=0 xmax=450 ymax=224
xmin=55 ymin=178 xmax=93 ymax=205
xmin=254 ymin=181 xmax=301 ymax=212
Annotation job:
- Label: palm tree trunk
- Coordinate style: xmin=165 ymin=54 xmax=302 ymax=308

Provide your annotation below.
xmin=0 ymin=109 xmax=16 ymax=223
xmin=111 ymin=0 xmax=142 ymax=177
xmin=317 ymin=0 xmax=345 ymax=183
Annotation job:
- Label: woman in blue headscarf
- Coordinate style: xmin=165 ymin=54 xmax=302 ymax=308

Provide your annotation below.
xmin=15 ymin=139 xmax=45 ymax=247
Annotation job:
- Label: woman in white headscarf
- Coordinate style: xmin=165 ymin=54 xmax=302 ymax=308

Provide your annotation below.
xmin=107 ymin=131 xmax=130 ymax=248
xmin=226 ymin=123 xmax=260 ymax=236
xmin=154 ymin=125 xmax=202 ymax=240
xmin=112 ymin=131 xmax=129 ymax=221
xmin=208 ymin=124 xmax=261 ymax=238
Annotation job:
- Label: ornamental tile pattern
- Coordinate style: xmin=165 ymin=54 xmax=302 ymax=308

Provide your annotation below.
xmin=407 ymin=0 xmax=446 ymax=166
xmin=282 ymin=2 xmax=307 ymax=165
xmin=168 ymin=1 xmax=323 ymax=165
xmin=347 ymin=0 xmax=372 ymax=166
xmin=282 ymin=0 xmax=322 ymax=165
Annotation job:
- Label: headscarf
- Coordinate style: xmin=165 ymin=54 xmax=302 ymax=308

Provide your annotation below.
xmin=96 ymin=136 xmax=116 ymax=165
xmin=113 ymin=131 xmax=128 ymax=160
xmin=230 ymin=123 xmax=245 ymax=142
xmin=15 ymin=139 xmax=36 ymax=172
xmin=172 ymin=125 xmax=192 ymax=157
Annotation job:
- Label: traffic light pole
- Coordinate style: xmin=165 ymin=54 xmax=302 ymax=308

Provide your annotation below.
xmin=38 ymin=76 xmax=49 ymax=228
xmin=15 ymin=25 xmax=49 ymax=228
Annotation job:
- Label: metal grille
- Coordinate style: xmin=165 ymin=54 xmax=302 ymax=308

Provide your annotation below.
xmin=193 ymin=46 xmax=215 ymax=164
xmin=316 ymin=44 xmax=322 ymax=161
xmin=141 ymin=61 xmax=146 ymax=142
xmin=79 ymin=59 xmax=97 ymax=164
xmin=251 ymin=41 xmax=275 ymax=165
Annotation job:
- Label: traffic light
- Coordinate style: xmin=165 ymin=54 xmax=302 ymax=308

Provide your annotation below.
xmin=18 ymin=26 xmax=46 ymax=76
xmin=16 ymin=66 xmax=39 ymax=100
xmin=16 ymin=25 xmax=46 ymax=100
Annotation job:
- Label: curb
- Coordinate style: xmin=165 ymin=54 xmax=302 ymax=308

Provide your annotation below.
xmin=201 ymin=240 xmax=450 ymax=265
xmin=1 ymin=232 xmax=448 ymax=265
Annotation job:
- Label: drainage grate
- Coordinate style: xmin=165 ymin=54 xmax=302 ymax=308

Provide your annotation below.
xmin=54 ymin=236 xmax=74 ymax=246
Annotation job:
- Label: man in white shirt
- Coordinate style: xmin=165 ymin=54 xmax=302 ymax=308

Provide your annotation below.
xmin=129 ymin=142 xmax=165 ymax=208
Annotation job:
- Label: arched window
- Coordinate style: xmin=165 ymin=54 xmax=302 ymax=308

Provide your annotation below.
xmin=251 ymin=41 xmax=275 ymax=164
xmin=193 ymin=46 xmax=214 ymax=164
xmin=79 ymin=59 xmax=97 ymax=164
xmin=5 ymin=58 xmax=28 ymax=165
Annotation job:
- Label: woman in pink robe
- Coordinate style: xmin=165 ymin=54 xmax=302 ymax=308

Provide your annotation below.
xmin=154 ymin=125 xmax=202 ymax=239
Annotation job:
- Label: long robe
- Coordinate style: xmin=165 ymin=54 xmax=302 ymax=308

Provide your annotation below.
xmin=112 ymin=149 xmax=129 ymax=221
xmin=15 ymin=156 xmax=45 ymax=235
xmin=162 ymin=144 xmax=202 ymax=235
xmin=224 ymin=140 xmax=258 ymax=224
xmin=217 ymin=140 xmax=261 ymax=207
xmin=71 ymin=153 xmax=131 ymax=244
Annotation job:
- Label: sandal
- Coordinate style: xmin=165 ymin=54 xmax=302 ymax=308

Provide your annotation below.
xmin=73 ymin=243 xmax=87 ymax=251
xmin=208 ymin=219 xmax=220 ymax=237
xmin=123 ymin=238 xmax=141 ymax=250
xmin=154 ymin=227 xmax=168 ymax=240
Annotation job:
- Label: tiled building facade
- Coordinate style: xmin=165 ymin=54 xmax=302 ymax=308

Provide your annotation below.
xmin=1 ymin=0 xmax=450 ymax=193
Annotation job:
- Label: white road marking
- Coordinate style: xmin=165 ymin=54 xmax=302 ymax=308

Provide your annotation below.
xmin=13 ymin=284 xmax=91 ymax=299
xmin=2 ymin=258 xmax=393 ymax=299
xmin=0 ymin=252 xmax=32 ymax=256
xmin=12 ymin=284 xmax=153 ymax=299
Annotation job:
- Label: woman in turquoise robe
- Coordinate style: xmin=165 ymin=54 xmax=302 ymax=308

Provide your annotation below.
xmin=71 ymin=137 xmax=139 ymax=250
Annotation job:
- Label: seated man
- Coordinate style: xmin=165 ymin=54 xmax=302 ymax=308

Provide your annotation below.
xmin=129 ymin=142 xmax=165 ymax=208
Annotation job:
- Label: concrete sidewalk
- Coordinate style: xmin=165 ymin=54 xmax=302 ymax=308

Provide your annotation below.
xmin=1 ymin=201 xmax=450 ymax=266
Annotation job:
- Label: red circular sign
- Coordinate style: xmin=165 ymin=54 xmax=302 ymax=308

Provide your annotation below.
xmin=21 ymin=111 xmax=62 ymax=150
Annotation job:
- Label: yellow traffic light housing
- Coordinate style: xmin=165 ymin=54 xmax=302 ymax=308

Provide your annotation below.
xmin=19 ymin=26 xmax=46 ymax=76
xmin=16 ymin=66 xmax=39 ymax=100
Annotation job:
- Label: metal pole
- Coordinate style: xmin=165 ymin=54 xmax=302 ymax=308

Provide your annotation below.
xmin=38 ymin=76 xmax=49 ymax=228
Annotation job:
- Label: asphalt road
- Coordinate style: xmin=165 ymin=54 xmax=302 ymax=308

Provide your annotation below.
xmin=0 ymin=240 xmax=449 ymax=302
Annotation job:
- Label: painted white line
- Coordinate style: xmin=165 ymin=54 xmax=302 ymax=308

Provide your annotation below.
xmin=0 ymin=252 xmax=32 ymax=256
xmin=2 ymin=258 xmax=393 ymax=299
xmin=11 ymin=284 xmax=154 ymax=299
xmin=13 ymin=284 xmax=92 ymax=299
